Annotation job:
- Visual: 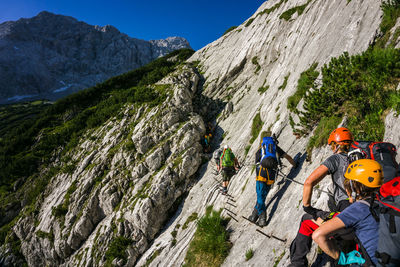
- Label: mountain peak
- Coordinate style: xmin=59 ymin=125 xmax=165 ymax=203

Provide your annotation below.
xmin=94 ymin=24 xmax=120 ymax=34
xmin=34 ymin=10 xmax=78 ymax=24
xmin=0 ymin=12 xmax=192 ymax=103
xmin=37 ymin=10 xmax=58 ymax=17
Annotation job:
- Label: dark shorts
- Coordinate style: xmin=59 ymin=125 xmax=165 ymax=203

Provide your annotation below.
xmin=222 ymin=167 xmax=235 ymax=182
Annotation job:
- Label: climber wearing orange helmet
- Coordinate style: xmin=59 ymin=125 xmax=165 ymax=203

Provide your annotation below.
xmin=289 ymin=127 xmax=354 ymax=267
xmin=303 ymin=127 xmax=354 ymax=211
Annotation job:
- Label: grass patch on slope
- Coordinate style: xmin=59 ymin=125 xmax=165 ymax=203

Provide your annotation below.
xmin=279 ymin=0 xmax=312 ymax=21
xmin=245 ymin=248 xmax=254 ymax=261
xmin=278 ymin=73 xmax=290 ymax=90
xmin=287 ymin=63 xmax=319 ymax=113
xmin=252 ymin=56 xmax=261 ymax=73
xmin=381 ymin=0 xmax=400 ymax=36
xmin=376 ymin=0 xmax=400 ymax=48
xmin=245 ymin=18 xmax=255 ymax=27
xmin=306 ymin=116 xmax=342 ymax=156
xmin=258 ymin=79 xmax=270 ymax=94
xmin=223 ymin=26 xmax=238 ymax=35
xmin=105 ymin=236 xmax=133 ymax=266
xmin=183 ymin=206 xmax=231 ymax=267
xmin=257 ymin=0 xmax=288 ymax=17
xmin=250 ymin=113 xmax=263 ymax=144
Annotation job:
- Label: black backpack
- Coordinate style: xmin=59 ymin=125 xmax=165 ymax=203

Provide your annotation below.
xmin=329 ymin=141 xmax=400 ymax=211
xmin=370 ymin=176 xmax=400 ymax=267
xmin=350 ymin=141 xmax=399 ymax=183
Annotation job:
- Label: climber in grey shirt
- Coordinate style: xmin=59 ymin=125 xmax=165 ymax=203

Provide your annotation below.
xmin=321 ymin=153 xmax=349 ymax=207
xmin=303 ymin=127 xmax=354 ymax=215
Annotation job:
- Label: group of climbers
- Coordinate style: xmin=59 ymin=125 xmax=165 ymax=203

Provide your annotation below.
xmin=285 ymin=127 xmax=400 ymax=267
xmin=209 ymin=126 xmax=400 ymax=266
xmin=290 ymin=127 xmax=354 ymax=266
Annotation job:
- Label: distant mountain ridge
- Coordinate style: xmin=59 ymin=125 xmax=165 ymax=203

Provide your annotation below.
xmin=0 ymin=11 xmax=191 ymax=103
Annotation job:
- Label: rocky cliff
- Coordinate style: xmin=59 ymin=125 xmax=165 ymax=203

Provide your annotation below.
xmin=0 ymin=11 xmax=191 ymax=104
xmin=2 ymin=0 xmax=400 ymax=266
xmin=137 ymin=0 xmax=400 ymax=266
xmin=0 ymin=50 xmax=215 ymax=266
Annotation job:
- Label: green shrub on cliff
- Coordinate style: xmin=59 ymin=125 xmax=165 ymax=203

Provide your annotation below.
xmin=279 ymin=0 xmax=311 ymax=21
xmin=292 ymin=48 xmax=400 ymax=151
xmin=105 ymin=236 xmax=133 ymax=265
xmin=375 ymin=0 xmax=400 ymax=47
xmin=381 ymin=0 xmax=400 ymax=34
xmin=223 ymin=26 xmax=238 ymax=35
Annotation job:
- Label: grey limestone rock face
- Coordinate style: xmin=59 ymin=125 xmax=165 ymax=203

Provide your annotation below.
xmin=384 ymin=111 xmax=400 ymax=163
xmin=137 ymin=1 xmax=398 ymax=267
xmin=0 ymin=11 xmax=191 ymax=103
xmin=4 ymin=63 xmax=206 ymax=266
xmin=134 ymin=135 xmax=155 ymax=155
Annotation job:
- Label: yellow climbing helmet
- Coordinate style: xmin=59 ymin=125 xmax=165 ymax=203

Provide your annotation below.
xmin=344 ymin=159 xmax=383 ymax=188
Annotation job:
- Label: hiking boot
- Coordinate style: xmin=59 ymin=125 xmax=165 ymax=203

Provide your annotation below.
xmin=248 ymin=208 xmax=259 ymax=223
xmin=258 ymin=211 xmax=267 ymax=227
xmin=220 ymin=187 xmax=228 ymax=195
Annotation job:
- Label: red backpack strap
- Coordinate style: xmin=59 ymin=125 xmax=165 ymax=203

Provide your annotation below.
xmin=352 ymin=141 xmax=360 ymax=146
xmin=369 ymin=142 xmax=378 ymax=161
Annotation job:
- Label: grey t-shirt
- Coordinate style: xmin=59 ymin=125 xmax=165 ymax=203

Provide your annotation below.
xmin=322 ymin=153 xmax=348 ymax=204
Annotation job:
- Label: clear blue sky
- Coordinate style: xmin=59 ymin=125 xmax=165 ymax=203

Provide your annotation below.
xmin=0 ymin=0 xmax=266 ymax=50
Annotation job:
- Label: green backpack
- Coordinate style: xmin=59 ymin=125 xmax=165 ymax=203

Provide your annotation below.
xmin=221 ymin=148 xmax=235 ymax=167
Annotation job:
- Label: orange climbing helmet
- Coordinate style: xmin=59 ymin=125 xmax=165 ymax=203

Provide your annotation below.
xmin=328 ymin=127 xmax=353 ymax=145
xmin=344 ymin=159 xmax=383 ymax=188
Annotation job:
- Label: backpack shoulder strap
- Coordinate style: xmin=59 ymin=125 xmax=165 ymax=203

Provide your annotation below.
xmin=369 ymin=194 xmax=380 ymax=222
xmin=220 ymin=149 xmax=226 ymax=160
xmin=332 ymin=179 xmax=348 ymax=196
xmin=353 ymin=234 xmax=375 ymax=267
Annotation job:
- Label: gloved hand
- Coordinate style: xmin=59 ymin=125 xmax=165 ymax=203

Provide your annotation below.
xmin=316 ymin=210 xmax=332 ymax=221
xmin=303 ymin=205 xmax=323 ymax=220
xmin=337 ymin=250 xmax=366 ymax=265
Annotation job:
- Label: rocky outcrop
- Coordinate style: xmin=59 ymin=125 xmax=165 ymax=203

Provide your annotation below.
xmin=0 ymin=11 xmax=191 ymax=104
xmin=8 ymin=63 xmax=205 ymax=266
